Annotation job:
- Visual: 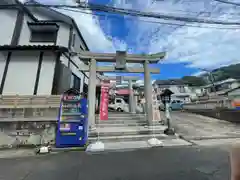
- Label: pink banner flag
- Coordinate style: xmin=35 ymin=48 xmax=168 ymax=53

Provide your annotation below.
xmin=99 ymin=81 xmax=110 ymax=120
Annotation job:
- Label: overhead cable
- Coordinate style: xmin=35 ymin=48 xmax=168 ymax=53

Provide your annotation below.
xmin=213 ymin=0 xmax=240 ymax=6
xmin=59 ymin=7 xmax=240 ymax=30
xmin=24 ymin=3 xmax=240 ymax=26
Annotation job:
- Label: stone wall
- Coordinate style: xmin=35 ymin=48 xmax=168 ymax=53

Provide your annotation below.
xmin=186 ymin=109 xmax=240 ymax=124
xmin=0 ymin=121 xmax=56 ymax=148
xmin=182 ymin=99 xmax=233 ymax=110
xmin=0 ymin=95 xmax=61 ymax=148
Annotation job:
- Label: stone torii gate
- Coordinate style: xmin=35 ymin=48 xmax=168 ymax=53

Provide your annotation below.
xmin=105 ymin=76 xmax=140 ymax=114
xmin=76 ymin=51 xmax=166 ymax=130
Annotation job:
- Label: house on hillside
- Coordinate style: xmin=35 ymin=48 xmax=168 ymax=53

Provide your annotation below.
xmin=202 ymin=78 xmax=240 ymax=96
xmin=221 ymin=86 xmax=240 ymax=99
xmin=0 ymin=0 xmax=101 ymax=95
xmin=152 ymin=79 xmax=196 ymax=102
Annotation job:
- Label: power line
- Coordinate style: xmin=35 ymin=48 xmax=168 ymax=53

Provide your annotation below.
xmin=213 ymin=0 xmax=240 ymax=6
xmin=24 ymin=3 xmax=240 ymax=26
xmin=82 ymin=2 xmax=240 ymax=25
xmin=59 ymin=7 xmax=240 ymax=30
xmin=77 ymin=2 xmax=240 ymax=17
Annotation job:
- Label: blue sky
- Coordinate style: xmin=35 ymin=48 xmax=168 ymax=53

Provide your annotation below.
xmin=89 ymin=0 xmax=202 ymax=80
xmin=34 ymin=0 xmax=240 ymax=81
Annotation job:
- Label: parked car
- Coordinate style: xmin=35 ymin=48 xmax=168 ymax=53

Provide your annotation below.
xmin=108 ymin=98 xmax=129 ymax=112
xmin=159 ymin=100 xmax=184 ymax=111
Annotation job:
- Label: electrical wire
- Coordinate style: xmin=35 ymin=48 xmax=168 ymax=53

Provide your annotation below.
xmin=90 ymin=2 xmax=240 ymax=17
xmin=24 ymin=3 xmax=240 ymax=26
xmin=58 ymin=7 xmax=240 ymax=30
xmin=213 ymin=0 xmax=240 ymax=6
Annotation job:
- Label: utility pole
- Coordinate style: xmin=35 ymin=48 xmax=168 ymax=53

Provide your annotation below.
xmin=200 ymin=68 xmax=217 ymax=96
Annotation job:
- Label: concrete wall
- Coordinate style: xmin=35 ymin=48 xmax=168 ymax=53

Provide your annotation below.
xmin=186 ymin=109 xmax=240 ymax=124
xmin=183 ymin=99 xmax=232 ymax=110
xmin=0 ymin=9 xmax=18 ymax=45
xmin=0 ymin=121 xmax=56 ymax=148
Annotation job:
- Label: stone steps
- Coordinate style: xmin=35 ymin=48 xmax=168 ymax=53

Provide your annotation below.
xmin=96 ymin=120 xmax=146 ymax=124
xmin=96 ymin=117 xmax=146 ymax=121
xmin=89 ymin=126 xmax=165 ymax=137
xmin=107 ymin=113 xmax=146 ymax=117
xmin=88 ymin=133 xmax=173 ymax=143
xmin=96 ymin=123 xmax=147 ymax=127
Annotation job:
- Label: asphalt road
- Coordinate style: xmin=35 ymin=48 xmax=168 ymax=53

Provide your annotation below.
xmin=167 ymin=111 xmax=240 ymax=140
xmin=0 ymin=146 xmax=230 ymax=180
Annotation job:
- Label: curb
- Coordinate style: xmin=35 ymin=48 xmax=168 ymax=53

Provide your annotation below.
xmin=184 ymin=135 xmax=240 ymax=141
xmin=86 ymin=146 xmax=153 ymax=154
xmin=0 ymin=144 xmax=37 ymax=151
xmin=50 ymin=146 xmax=87 ymax=152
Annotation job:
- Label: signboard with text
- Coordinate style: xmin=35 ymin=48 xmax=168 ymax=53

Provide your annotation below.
xmin=100 ymin=81 xmax=110 ymax=120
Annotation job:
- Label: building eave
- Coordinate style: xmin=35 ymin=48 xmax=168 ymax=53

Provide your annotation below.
xmin=0 ymin=45 xmax=69 ymax=52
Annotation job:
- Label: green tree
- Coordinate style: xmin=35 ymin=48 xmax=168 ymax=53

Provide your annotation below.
xmin=181 ymin=76 xmax=206 ymax=86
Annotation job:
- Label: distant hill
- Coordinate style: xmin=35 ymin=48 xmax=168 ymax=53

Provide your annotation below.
xmin=207 ymin=63 xmax=240 ymax=82
xmin=181 ymin=63 xmax=240 ymax=87
xmin=181 ymin=76 xmax=206 ymax=87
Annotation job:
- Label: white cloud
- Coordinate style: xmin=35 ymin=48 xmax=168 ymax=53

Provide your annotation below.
xmin=191 ymin=71 xmax=206 ymax=77
xmin=35 ymin=0 xmax=117 ymax=52
xmin=110 ymin=0 xmax=240 ymax=69
xmin=59 ymin=8 xmax=115 ymax=52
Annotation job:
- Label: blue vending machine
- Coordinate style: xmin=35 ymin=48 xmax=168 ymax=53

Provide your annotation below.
xmin=56 ymin=88 xmax=88 ymax=148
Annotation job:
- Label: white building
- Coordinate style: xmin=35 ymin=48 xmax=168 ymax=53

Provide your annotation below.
xmin=152 ymin=79 xmax=195 ymax=102
xmin=202 ymin=78 xmax=240 ymax=95
xmin=0 ymin=0 xmax=100 ymax=95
